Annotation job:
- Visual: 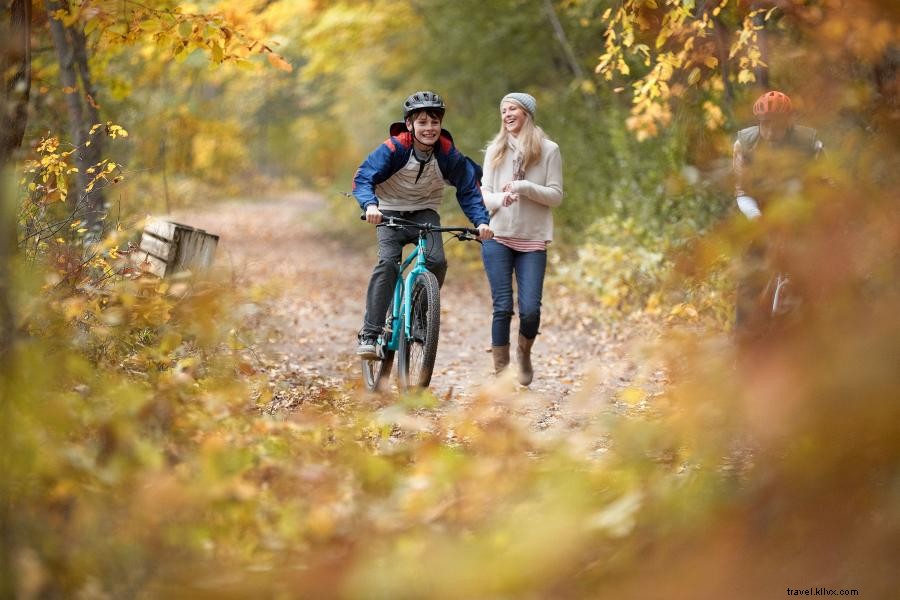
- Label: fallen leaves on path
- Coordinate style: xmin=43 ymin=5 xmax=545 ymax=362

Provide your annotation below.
xmin=175 ymin=193 xmax=665 ymax=431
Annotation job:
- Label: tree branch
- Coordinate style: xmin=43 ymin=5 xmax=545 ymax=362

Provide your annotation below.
xmin=541 ymin=0 xmax=597 ymax=108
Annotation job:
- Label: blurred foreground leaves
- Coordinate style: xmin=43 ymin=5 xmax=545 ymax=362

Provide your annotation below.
xmin=2 ymin=163 xmax=898 ymax=598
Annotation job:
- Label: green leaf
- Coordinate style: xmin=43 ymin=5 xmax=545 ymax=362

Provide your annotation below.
xmin=178 ymin=19 xmax=193 ymax=39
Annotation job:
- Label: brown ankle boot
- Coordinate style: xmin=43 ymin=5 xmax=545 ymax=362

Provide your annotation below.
xmin=492 ymin=345 xmax=510 ymax=374
xmin=517 ymin=334 xmax=535 ymax=386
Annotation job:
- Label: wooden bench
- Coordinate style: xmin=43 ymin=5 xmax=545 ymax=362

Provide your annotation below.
xmin=136 ymin=219 xmax=219 ymax=278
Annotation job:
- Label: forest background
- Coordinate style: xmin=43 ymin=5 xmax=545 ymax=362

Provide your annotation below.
xmin=1 ymin=0 xmax=898 ymax=598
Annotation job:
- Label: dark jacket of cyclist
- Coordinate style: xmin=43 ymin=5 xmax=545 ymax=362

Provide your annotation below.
xmin=353 ymin=91 xmax=492 ymax=359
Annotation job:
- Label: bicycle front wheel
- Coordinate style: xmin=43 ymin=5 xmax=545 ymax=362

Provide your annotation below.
xmin=398 ymin=271 xmax=441 ymax=391
xmin=361 ymin=299 xmax=396 ymax=393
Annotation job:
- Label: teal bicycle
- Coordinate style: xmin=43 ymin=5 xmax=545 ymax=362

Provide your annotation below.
xmin=361 ymin=215 xmax=481 ymax=393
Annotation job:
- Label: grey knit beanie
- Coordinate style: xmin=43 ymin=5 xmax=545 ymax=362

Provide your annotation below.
xmin=501 ymin=92 xmax=537 ymax=116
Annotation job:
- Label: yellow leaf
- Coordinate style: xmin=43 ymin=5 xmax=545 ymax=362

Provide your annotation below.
xmin=688 ymin=67 xmax=701 ymax=85
xmin=267 ymin=52 xmax=293 ymax=72
xmin=141 ymin=17 xmax=161 ymax=32
xmin=63 ymin=297 xmax=87 ymax=321
xmin=704 ymin=56 xmax=718 ymax=68
xmin=737 ymin=68 xmax=756 ymax=84
xmin=63 ymin=86 xmax=77 ymax=94
xmin=160 ymin=331 xmax=183 ymax=353
xmin=619 ymin=387 xmax=644 ymax=406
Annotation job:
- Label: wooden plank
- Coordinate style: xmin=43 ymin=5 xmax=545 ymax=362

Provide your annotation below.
xmin=139 ymin=219 xmax=219 ymax=277
xmin=138 ymin=233 xmax=173 ymax=262
xmin=172 ymin=228 xmax=219 ymax=273
xmin=144 ymin=219 xmax=177 ymax=241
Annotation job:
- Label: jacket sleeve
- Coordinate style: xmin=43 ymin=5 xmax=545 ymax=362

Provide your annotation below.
xmin=733 ymin=139 xmax=747 ymax=198
xmin=510 ymin=144 xmax=563 ymax=208
xmin=352 ymin=142 xmax=396 ymax=211
xmin=445 ymin=151 xmax=491 ymax=227
xmin=480 ymin=147 xmax=505 ymax=213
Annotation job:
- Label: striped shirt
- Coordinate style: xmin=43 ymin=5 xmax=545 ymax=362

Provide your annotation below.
xmin=374 ymin=152 xmax=445 ymax=213
xmin=494 ymin=236 xmax=547 ymax=252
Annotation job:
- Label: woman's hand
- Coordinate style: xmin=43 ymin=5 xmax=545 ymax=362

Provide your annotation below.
xmin=502 ymin=181 xmax=520 ymax=193
xmin=476 ymin=224 xmax=494 ymax=240
xmin=502 ymin=192 xmax=519 ymax=207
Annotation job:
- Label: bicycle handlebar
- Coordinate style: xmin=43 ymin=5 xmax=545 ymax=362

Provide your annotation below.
xmin=359 ymin=213 xmax=481 ymax=240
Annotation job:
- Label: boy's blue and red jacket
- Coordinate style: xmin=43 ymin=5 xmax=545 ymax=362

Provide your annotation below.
xmin=352 ymin=123 xmax=490 ymax=227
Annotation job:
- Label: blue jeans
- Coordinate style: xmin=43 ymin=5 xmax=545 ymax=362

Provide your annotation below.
xmin=481 ymin=239 xmax=547 ymax=346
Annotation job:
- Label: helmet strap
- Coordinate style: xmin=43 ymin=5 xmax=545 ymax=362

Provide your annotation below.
xmin=407 ymin=117 xmax=437 ymax=152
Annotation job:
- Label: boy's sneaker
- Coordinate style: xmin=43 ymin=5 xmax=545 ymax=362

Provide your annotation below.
xmin=356 ymin=336 xmax=378 ymax=360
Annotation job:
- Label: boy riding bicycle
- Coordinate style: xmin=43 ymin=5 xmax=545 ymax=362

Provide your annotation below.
xmin=352 ymin=91 xmax=493 ymax=359
xmin=733 ymin=90 xmax=823 ymax=330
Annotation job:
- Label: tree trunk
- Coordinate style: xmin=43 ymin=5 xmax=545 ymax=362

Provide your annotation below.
xmin=541 ymin=0 xmax=597 ymax=109
xmin=1 ymin=27 xmax=27 ymax=590
xmin=1 ymin=0 xmax=32 ymax=167
xmin=1 ymin=0 xmax=29 ymax=364
xmin=46 ymin=0 xmax=106 ymax=237
xmin=752 ymin=1 xmax=770 ymax=89
xmin=713 ymin=15 xmax=734 ymax=115
xmin=0 ymin=167 xmax=14 ymax=600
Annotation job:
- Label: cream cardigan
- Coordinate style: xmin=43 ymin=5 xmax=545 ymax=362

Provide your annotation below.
xmin=481 ymin=137 xmax=563 ymax=242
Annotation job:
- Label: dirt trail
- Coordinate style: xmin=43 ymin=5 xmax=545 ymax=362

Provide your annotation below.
xmin=176 ymin=193 xmax=659 ymax=425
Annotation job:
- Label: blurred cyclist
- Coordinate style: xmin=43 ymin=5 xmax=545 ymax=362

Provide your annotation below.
xmin=734 ymin=90 xmax=823 ymax=220
xmin=732 ymin=90 xmax=823 ymax=331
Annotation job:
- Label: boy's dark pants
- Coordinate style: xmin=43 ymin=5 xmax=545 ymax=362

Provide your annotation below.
xmin=361 ymin=209 xmax=447 ymax=339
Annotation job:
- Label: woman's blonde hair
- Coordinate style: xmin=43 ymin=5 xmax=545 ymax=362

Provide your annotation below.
xmin=486 ymin=99 xmax=545 ymax=172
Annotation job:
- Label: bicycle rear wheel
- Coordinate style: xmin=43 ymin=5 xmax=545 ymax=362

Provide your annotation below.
xmin=361 ymin=300 xmax=396 ymax=392
xmin=398 ymin=271 xmax=441 ymax=391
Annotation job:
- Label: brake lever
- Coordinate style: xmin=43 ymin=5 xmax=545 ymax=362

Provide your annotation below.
xmin=454 ymin=231 xmax=482 ymax=244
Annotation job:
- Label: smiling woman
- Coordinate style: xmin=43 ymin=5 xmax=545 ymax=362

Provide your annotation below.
xmin=479 ymin=92 xmax=563 ymax=386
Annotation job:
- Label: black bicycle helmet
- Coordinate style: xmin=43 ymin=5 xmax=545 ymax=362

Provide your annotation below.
xmin=403 ymin=91 xmax=445 ymax=118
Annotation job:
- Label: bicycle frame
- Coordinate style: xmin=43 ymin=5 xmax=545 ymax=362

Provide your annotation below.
xmin=361 ymin=214 xmax=480 ymax=392
xmin=770 ymin=272 xmax=792 ymax=317
xmin=380 ymin=232 xmax=431 ymax=353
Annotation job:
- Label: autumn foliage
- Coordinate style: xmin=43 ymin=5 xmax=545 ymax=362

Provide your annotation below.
xmin=2 ymin=0 xmax=898 ymax=598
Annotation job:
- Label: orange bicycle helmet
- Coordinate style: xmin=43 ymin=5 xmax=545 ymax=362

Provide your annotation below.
xmin=753 ymin=90 xmax=793 ymax=116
